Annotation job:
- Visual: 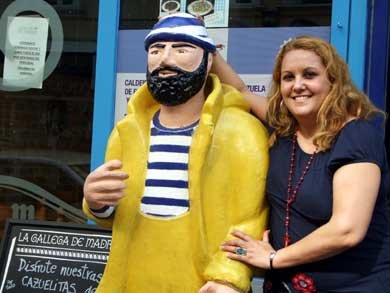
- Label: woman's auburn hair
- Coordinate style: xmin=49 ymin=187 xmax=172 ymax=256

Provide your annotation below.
xmin=266 ymin=35 xmax=385 ymax=151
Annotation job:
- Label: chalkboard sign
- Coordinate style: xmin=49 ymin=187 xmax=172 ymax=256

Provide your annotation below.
xmin=0 ymin=219 xmax=111 ymax=293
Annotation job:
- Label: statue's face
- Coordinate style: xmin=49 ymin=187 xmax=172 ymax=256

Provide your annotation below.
xmin=146 ymin=41 xmax=208 ymax=107
xmin=147 ymin=41 xmax=204 ymax=75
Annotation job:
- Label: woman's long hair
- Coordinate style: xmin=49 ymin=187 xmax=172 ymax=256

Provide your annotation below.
xmin=267 ymin=35 xmax=385 ymax=151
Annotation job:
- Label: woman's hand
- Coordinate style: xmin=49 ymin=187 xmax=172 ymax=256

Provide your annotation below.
xmin=221 ymin=230 xmax=275 ymax=269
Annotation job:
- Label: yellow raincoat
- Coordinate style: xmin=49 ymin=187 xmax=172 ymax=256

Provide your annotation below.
xmin=83 ymin=74 xmax=269 ymax=292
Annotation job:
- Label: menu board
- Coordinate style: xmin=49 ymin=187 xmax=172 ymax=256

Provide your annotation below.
xmin=0 ymin=220 xmax=111 ymax=293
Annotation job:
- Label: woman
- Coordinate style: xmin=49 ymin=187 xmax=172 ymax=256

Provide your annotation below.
xmin=214 ymin=36 xmax=390 ymax=292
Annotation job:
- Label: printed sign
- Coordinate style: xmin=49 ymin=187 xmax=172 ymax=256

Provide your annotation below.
xmin=3 ymin=16 xmax=49 ymax=89
xmin=0 ymin=220 xmax=111 ymax=293
xmin=240 ymin=74 xmax=272 ymax=96
xmin=115 ymin=73 xmax=146 ymax=122
xmin=159 ymin=0 xmax=229 ymax=27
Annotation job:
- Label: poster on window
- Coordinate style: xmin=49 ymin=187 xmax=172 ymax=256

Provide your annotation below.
xmin=2 ymin=16 xmax=49 ymax=89
xmin=159 ymin=0 xmax=229 ymax=27
xmin=115 ymin=73 xmax=146 ymax=122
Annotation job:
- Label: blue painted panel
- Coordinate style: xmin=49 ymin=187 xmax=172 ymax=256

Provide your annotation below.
xmin=367 ymin=0 xmax=389 ymax=110
xmin=348 ymin=0 xmax=368 ymax=90
xmin=330 ymin=0 xmax=350 ymax=61
xmin=117 ymin=30 xmax=148 ymax=73
xmin=90 ymin=0 xmax=121 ymax=170
xmin=228 ymin=27 xmax=330 ymax=74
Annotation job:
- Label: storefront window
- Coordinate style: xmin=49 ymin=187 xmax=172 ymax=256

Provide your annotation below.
xmin=0 ymin=0 xmax=98 ymax=239
xmin=115 ymin=0 xmax=331 ymax=120
xmin=119 ymin=0 xmax=332 ymax=29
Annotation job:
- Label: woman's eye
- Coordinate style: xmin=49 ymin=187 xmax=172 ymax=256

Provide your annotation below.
xmin=282 ymin=74 xmax=294 ymax=81
xmin=304 ymin=71 xmax=317 ymax=78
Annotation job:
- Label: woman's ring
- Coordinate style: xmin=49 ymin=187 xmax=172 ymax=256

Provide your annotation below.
xmin=236 ymin=247 xmax=247 ymax=256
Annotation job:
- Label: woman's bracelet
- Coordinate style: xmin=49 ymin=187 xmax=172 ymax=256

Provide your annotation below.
xmin=269 ymin=251 xmax=277 ymax=270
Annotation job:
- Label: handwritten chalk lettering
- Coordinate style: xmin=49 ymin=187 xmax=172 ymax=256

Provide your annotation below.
xmin=30 ymin=233 xmax=70 ymax=245
xmin=18 ymin=258 xmax=57 ymax=274
xmin=124 ymin=79 xmax=146 ymax=86
xmin=60 ymin=264 xmax=102 ymax=283
xmin=18 ymin=232 xmax=29 ymax=242
xmin=71 ymin=236 xmax=85 ymax=247
xmin=247 ymin=84 xmax=266 ymax=93
xmin=5 ymin=280 xmax=16 ymax=290
xmin=84 ymin=285 xmax=97 ymax=293
xmin=21 ymin=276 xmax=76 ymax=293
xmin=85 ymin=237 xmax=111 ymax=250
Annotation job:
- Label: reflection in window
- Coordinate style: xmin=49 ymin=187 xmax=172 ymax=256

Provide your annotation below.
xmin=0 ymin=0 xmax=99 ymax=240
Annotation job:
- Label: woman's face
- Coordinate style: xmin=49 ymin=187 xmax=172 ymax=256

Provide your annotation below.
xmin=280 ymin=49 xmax=332 ymax=122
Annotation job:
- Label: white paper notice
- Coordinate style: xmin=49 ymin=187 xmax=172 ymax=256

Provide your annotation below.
xmin=115 ymin=73 xmax=147 ymax=122
xmin=3 ymin=16 xmax=49 ymax=89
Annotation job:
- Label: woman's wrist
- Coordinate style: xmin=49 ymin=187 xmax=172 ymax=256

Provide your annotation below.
xmin=269 ymin=250 xmax=277 ymax=270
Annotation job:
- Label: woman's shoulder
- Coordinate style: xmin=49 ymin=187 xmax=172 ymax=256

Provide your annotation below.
xmin=341 ymin=118 xmax=382 ymax=133
xmin=328 ymin=118 xmax=387 ymax=172
xmin=335 ymin=118 xmax=385 ymax=148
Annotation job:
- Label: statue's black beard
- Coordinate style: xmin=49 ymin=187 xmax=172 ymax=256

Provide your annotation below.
xmin=146 ymin=52 xmax=208 ymax=107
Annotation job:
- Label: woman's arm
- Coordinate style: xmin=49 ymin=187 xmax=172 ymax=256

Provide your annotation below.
xmin=222 ymin=162 xmax=381 ymax=269
xmin=211 ymin=51 xmax=268 ymax=122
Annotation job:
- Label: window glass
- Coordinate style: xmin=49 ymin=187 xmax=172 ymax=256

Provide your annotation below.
xmin=119 ymin=0 xmax=332 ymax=29
xmin=0 ymin=0 xmax=98 ymax=239
xmin=115 ymin=0 xmax=331 ymax=119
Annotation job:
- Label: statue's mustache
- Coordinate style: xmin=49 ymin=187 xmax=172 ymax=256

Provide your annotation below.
xmin=150 ymin=66 xmax=188 ymax=76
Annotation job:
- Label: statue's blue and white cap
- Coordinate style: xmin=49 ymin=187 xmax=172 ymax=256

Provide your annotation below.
xmin=144 ymin=13 xmax=216 ymax=53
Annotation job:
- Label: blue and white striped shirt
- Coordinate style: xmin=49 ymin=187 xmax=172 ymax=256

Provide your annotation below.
xmin=89 ymin=111 xmax=197 ymax=219
xmin=140 ymin=111 xmax=197 ymax=217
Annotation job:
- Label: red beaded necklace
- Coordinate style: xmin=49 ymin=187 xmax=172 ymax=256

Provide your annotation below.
xmin=284 ymin=133 xmax=317 ymax=247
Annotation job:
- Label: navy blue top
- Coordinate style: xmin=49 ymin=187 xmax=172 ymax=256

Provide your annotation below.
xmin=265 ymin=120 xmax=390 ymax=292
